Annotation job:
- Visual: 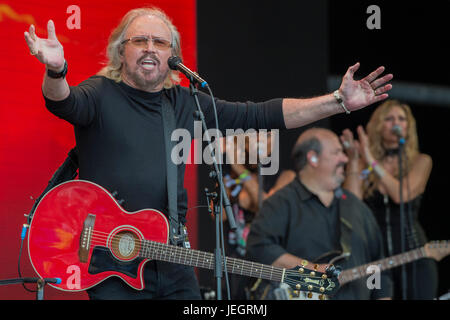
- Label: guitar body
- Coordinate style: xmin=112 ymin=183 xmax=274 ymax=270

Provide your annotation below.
xmin=27 ymin=180 xmax=341 ymax=296
xmin=28 ymin=180 xmax=169 ymax=291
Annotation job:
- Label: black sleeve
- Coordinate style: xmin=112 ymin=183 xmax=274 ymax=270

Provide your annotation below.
xmin=246 ymin=194 xmax=290 ymax=265
xmin=196 ymin=90 xmax=286 ymax=131
xmin=43 ymin=76 xmax=102 ymax=127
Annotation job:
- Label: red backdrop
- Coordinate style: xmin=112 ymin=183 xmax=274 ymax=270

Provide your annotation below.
xmin=0 ymin=0 xmax=197 ymax=299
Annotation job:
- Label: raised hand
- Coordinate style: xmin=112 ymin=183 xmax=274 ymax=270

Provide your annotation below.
xmin=24 ymin=20 xmax=65 ymax=71
xmin=340 ymin=128 xmax=360 ymax=161
xmin=356 ymin=125 xmax=374 ymax=165
xmin=338 ymin=63 xmax=393 ymax=112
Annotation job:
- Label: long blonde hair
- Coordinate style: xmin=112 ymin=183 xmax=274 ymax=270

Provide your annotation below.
xmin=97 ymin=7 xmax=182 ymax=88
xmin=364 ymin=100 xmax=420 ymax=197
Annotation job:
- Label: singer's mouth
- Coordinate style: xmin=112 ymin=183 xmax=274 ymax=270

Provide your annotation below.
xmin=139 ymin=56 xmax=159 ymax=71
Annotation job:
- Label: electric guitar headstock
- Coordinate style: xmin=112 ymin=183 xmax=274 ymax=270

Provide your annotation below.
xmin=283 ymin=263 xmax=341 ymax=299
xmin=424 ymin=240 xmax=450 ymax=261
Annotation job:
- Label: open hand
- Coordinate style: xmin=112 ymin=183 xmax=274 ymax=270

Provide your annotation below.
xmin=24 ymin=20 xmax=65 ymax=71
xmin=340 ymin=128 xmax=360 ymax=160
xmin=356 ymin=125 xmax=374 ymax=165
xmin=338 ymin=63 xmax=393 ymax=112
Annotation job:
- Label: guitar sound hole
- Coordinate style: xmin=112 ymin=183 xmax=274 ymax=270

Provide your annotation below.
xmin=110 ymin=231 xmax=140 ymax=260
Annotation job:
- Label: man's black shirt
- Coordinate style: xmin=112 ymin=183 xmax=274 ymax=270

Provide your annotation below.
xmin=44 ymin=76 xmax=285 ymax=224
xmin=246 ymin=177 xmax=393 ymax=299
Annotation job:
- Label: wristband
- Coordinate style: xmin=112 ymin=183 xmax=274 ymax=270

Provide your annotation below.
xmin=238 ymin=170 xmax=250 ymax=180
xmin=47 ymin=60 xmax=68 ymax=79
xmin=333 ymin=90 xmax=350 ymax=114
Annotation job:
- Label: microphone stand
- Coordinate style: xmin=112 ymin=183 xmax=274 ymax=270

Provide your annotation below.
xmin=189 ymin=80 xmax=236 ymax=300
xmin=398 ymin=137 xmax=407 ymax=300
xmin=0 ymin=277 xmax=59 ymax=300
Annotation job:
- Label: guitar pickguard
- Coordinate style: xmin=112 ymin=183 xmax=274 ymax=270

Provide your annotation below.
xmin=88 ymin=246 xmax=145 ymax=278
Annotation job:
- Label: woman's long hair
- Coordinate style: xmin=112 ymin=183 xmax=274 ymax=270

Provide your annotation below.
xmin=97 ymin=7 xmax=182 ymax=88
xmin=364 ymin=99 xmax=420 ymax=197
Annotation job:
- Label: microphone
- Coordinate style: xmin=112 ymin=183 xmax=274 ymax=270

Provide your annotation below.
xmin=168 ymin=56 xmax=208 ymax=88
xmin=392 ymin=125 xmax=403 ymax=137
xmin=392 ymin=125 xmax=406 ymax=145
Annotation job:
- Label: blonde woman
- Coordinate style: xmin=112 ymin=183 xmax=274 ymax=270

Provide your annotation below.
xmin=342 ymin=100 xmax=438 ymax=299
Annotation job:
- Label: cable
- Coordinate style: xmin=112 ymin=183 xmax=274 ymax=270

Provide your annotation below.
xmin=205 ymin=85 xmax=232 ymax=300
xmin=17 ymin=224 xmax=36 ymax=293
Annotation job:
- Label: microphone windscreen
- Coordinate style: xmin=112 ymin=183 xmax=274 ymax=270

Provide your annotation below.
xmin=392 ymin=125 xmax=403 ymax=137
xmin=168 ymin=56 xmax=182 ymax=70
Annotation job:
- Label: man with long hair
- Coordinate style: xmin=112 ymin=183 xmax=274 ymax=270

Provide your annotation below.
xmin=24 ymin=7 xmax=393 ymax=299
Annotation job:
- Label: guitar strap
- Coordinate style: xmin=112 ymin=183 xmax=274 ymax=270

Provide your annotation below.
xmin=30 ymin=92 xmax=182 ymax=246
xmin=161 ymin=90 xmax=181 ymax=246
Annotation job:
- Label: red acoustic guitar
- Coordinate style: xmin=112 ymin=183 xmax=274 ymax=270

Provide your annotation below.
xmin=28 ymin=180 xmax=339 ymax=296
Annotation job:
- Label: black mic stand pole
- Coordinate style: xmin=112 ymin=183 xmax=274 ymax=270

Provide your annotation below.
xmin=398 ymin=137 xmax=407 ymax=300
xmin=0 ymin=277 xmax=58 ymax=300
xmin=189 ymin=80 xmax=236 ymax=300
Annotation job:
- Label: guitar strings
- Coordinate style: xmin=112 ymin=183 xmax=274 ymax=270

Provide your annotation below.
xmin=88 ymin=225 xmax=431 ymax=290
xmin=77 ymin=229 xmax=335 ymax=292
xmin=88 ymin=229 xmax=327 ymax=279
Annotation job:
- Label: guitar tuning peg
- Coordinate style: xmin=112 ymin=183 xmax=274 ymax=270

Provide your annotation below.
xmin=318 ymin=294 xmax=325 ymax=300
xmin=293 ymin=290 xmax=299 ymax=296
xmin=307 ymin=292 xmax=313 ymax=299
xmin=313 ymin=264 xmax=319 ymax=271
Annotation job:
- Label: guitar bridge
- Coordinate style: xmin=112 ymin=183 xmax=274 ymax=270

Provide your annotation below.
xmin=79 ymin=214 xmax=96 ymax=263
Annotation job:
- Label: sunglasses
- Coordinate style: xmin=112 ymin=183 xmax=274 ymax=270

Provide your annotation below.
xmin=121 ymin=35 xmax=172 ymax=50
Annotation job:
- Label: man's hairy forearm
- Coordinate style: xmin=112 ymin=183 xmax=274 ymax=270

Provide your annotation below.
xmin=282 ymin=94 xmax=341 ymax=129
xmin=42 ymin=71 xmax=70 ymax=101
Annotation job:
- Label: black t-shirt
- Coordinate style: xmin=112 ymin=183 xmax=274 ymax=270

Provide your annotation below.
xmin=44 ymin=76 xmax=285 ymax=224
xmin=246 ymin=178 xmax=393 ymax=299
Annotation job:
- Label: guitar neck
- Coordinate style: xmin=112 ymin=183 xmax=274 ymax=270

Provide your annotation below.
xmin=338 ymin=246 xmax=426 ymax=285
xmin=140 ymin=240 xmax=285 ymax=282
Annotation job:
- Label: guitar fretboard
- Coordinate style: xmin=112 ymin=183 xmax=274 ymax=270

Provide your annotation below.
xmin=139 ymin=239 xmax=285 ymax=282
xmin=338 ymin=246 xmax=426 ymax=285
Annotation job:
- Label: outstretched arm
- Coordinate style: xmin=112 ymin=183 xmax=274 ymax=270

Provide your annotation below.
xmin=283 ymin=63 xmax=393 ymax=129
xmin=24 ymin=20 xmax=69 ymax=101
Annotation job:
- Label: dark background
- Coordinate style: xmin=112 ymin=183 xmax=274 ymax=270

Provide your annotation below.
xmin=196 ymin=0 xmax=450 ymax=298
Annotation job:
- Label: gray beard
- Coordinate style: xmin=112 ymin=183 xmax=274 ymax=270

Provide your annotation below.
xmin=122 ymin=62 xmax=168 ymax=91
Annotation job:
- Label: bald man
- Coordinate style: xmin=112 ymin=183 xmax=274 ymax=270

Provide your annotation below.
xmin=246 ymin=128 xmax=392 ymax=300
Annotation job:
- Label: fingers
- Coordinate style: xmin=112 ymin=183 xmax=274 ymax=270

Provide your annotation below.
xmin=363 ymin=66 xmax=386 ymax=83
xmin=374 ymin=83 xmax=392 ymax=96
xmin=340 ymin=129 xmax=353 ymax=148
xmin=47 ymin=20 xmax=57 ymax=40
xmin=373 ymin=93 xmax=390 ymax=103
xmin=341 ymin=128 xmax=354 ymax=140
xmin=24 ymin=25 xmax=38 ymax=55
xmin=29 ymin=24 xmax=37 ymax=41
xmin=370 ymin=73 xmax=393 ymax=89
xmin=356 ymin=125 xmax=368 ymax=142
xmin=345 ymin=62 xmax=360 ymax=79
